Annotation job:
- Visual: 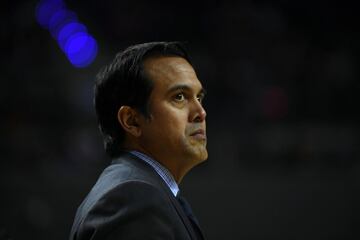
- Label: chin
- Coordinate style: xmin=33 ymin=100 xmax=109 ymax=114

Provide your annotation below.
xmin=182 ymin=140 xmax=208 ymax=165
xmin=199 ymin=151 xmax=208 ymax=162
xmin=192 ymin=147 xmax=208 ymax=164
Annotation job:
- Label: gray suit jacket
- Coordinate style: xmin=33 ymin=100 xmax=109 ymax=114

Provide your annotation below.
xmin=69 ymin=152 xmax=205 ymax=240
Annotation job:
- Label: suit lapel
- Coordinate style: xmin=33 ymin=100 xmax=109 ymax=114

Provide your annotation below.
xmin=167 ymin=193 xmax=200 ymax=240
xmin=146 ymin=169 xmax=206 ymax=240
xmin=176 ymin=196 xmax=206 ymax=240
xmin=188 ymin=216 xmax=206 ymax=240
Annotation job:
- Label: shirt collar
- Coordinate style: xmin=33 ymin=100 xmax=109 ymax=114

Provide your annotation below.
xmin=129 ymin=150 xmax=179 ymax=197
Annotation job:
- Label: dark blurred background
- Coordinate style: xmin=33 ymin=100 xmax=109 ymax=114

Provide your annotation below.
xmin=1 ymin=0 xmax=359 ymax=239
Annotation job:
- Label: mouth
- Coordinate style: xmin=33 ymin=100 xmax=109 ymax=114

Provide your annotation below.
xmin=190 ymin=129 xmax=206 ymax=140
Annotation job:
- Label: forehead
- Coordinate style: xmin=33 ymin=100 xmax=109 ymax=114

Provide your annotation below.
xmin=143 ymin=56 xmax=202 ymax=92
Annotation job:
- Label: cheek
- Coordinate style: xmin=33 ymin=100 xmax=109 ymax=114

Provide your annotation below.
xmin=152 ymin=106 xmax=188 ymax=137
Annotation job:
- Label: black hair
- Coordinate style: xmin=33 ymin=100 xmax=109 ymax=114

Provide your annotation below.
xmin=94 ymin=41 xmax=191 ymax=157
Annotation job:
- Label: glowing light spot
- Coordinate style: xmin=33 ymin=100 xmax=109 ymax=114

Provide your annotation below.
xmin=57 ymin=22 xmax=87 ymax=51
xmin=49 ymin=9 xmax=78 ymax=39
xmin=65 ymin=33 xmax=98 ymax=68
xmin=35 ymin=0 xmax=65 ymax=29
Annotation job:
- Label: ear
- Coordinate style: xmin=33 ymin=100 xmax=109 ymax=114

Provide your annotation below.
xmin=117 ymin=106 xmax=142 ymax=137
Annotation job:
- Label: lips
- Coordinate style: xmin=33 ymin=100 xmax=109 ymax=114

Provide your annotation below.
xmin=190 ymin=129 xmax=206 ymax=140
xmin=190 ymin=129 xmax=205 ymax=136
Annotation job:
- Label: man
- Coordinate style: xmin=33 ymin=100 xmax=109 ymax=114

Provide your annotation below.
xmin=70 ymin=42 xmax=208 ymax=240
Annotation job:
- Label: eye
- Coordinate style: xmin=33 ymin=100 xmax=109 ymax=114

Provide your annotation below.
xmin=174 ymin=93 xmax=185 ymax=102
xmin=197 ymin=94 xmax=205 ymax=103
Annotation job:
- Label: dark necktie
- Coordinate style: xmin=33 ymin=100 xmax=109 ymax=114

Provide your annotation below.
xmin=176 ymin=195 xmax=200 ymax=226
xmin=176 ymin=193 xmax=206 ymax=240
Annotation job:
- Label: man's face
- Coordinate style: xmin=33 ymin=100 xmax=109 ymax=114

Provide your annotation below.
xmin=139 ymin=56 xmax=208 ymax=171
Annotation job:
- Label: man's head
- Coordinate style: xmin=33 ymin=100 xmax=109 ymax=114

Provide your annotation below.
xmin=95 ymin=42 xmax=207 ymax=180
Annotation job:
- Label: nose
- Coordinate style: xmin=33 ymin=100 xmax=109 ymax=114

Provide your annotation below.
xmin=190 ymin=99 xmax=206 ymax=123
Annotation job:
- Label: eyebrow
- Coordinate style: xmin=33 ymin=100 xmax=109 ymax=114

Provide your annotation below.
xmin=167 ymin=84 xmax=207 ymax=96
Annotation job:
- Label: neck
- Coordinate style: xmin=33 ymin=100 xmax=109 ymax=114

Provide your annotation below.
xmin=122 ymin=145 xmax=191 ymax=184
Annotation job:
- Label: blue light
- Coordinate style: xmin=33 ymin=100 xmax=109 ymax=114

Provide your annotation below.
xmin=57 ymin=22 xmax=87 ymax=51
xmin=35 ymin=0 xmax=98 ymax=68
xmin=35 ymin=0 xmax=65 ymax=29
xmin=65 ymin=33 xmax=98 ymax=68
xmin=49 ymin=9 xmax=78 ymax=39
